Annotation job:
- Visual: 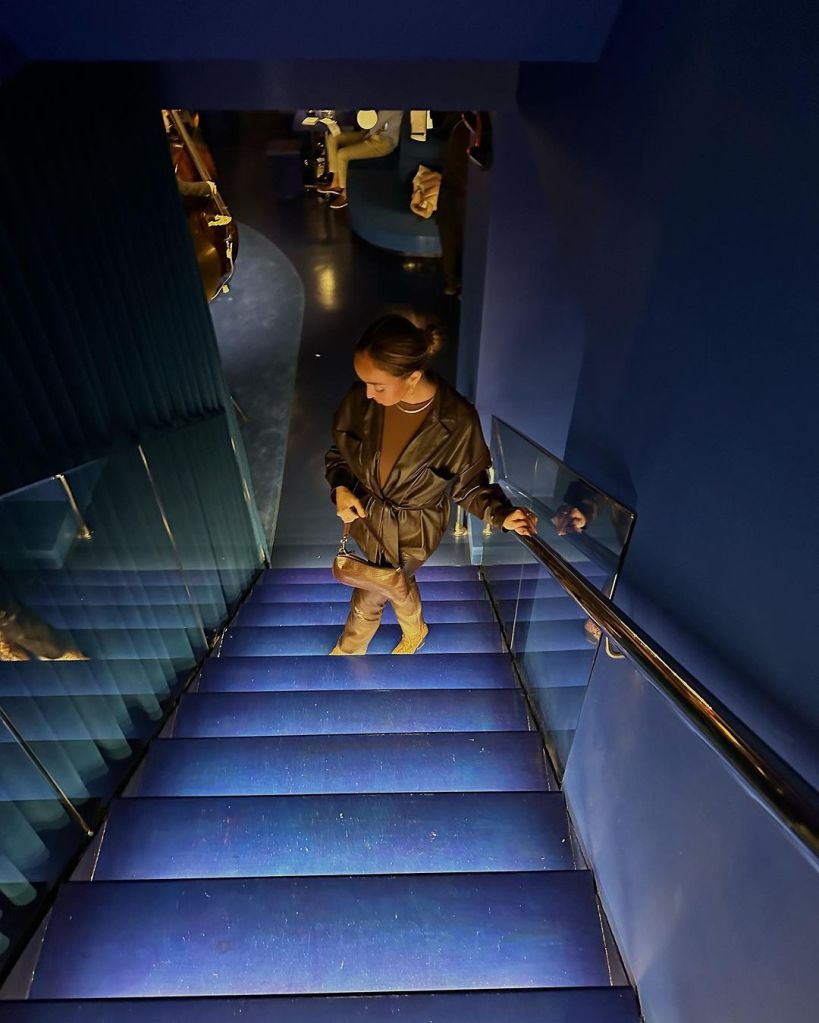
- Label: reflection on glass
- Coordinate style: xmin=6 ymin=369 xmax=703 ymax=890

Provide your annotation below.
xmin=0 ymin=717 xmax=86 ymax=971
xmin=142 ymin=413 xmax=265 ymax=622
xmin=0 ymin=412 xmax=265 ymax=968
xmin=483 ymin=419 xmax=636 ymax=777
xmin=492 ymin=418 xmax=634 ymax=594
xmin=0 ymin=454 xmax=207 ymax=833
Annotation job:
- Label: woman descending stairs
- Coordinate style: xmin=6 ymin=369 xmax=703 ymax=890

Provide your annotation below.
xmin=4 ymin=563 xmax=639 ymax=1021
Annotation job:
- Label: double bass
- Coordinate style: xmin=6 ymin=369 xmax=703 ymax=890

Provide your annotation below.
xmin=164 ymin=110 xmax=238 ymax=301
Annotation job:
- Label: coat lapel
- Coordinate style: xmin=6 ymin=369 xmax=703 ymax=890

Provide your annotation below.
xmin=360 ymin=397 xmax=384 ymax=495
xmin=384 ymin=378 xmax=456 ymax=487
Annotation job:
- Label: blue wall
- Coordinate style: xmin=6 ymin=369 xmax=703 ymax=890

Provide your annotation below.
xmin=473 ymin=108 xmax=585 ymax=456
xmin=464 ymin=3 xmax=819 ymax=1017
xmin=564 ymin=650 xmax=819 ymax=1023
xmin=0 ymin=65 xmax=227 ymax=493
xmin=474 ymin=0 xmax=819 ymax=777
xmin=2 ymin=1 xmax=620 ymax=63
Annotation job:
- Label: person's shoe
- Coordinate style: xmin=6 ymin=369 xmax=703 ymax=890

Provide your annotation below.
xmin=391 ymin=622 xmax=429 ymax=655
xmin=329 ymin=193 xmax=349 ymax=209
xmin=0 ymin=636 xmax=30 ymax=661
xmin=317 ymin=181 xmax=341 ymax=194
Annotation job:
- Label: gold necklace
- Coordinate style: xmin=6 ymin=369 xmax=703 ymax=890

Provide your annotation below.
xmin=396 ymin=392 xmax=435 ymax=414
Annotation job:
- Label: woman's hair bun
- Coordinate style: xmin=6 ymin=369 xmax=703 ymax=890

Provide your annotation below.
xmin=356 ymin=314 xmax=443 ymax=377
xmin=424 ymin=324 xmax=444 ymax=357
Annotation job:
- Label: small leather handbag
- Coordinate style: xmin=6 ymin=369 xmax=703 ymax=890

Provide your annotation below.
xmin=332 ymin=521 xmax=410 ymax=602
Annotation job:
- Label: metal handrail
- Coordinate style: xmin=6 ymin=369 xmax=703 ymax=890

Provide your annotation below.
xmin=516 ymin=530 xmax=819 ymax=857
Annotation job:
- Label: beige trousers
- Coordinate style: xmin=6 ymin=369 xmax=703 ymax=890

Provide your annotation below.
xmin=326 ymin=131 xmax=396 ymax=188
xmin=336 ymin=572 xmax=426 ymax=654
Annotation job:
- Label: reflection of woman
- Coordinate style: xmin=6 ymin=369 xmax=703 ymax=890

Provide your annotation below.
xmin=0 ymin=579 xmax=87 ymax=661
xmin=551 ymin=480 xmax=601 ymax=536
xmin=325 ymin=315 xmax=537 ymax=655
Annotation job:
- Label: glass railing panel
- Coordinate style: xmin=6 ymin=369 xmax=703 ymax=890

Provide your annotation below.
xmin=491 ymin=418 xmax=634 ymax=593
xmin=141 ymin=412 xmax=266 ymax=626
xmin=481 ymin=525 xmax=599 ymax=777
xmin=0 ymin=716 xmax=87 ymax=974
xmin=482 ymin=420 xmax=635 ymax=778
xmin=0 ymin=451 xmax=207 ymax=829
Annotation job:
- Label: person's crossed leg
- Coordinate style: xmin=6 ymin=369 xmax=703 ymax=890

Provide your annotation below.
xmin=318 ymin=131 xmax=396 ymax=209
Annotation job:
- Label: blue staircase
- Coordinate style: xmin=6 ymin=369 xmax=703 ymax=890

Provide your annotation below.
xmin=3 ymin=564 xmax=639 ymax=1020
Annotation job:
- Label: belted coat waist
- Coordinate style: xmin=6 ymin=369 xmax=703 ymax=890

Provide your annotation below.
xmin=325 ymin=376 xmax=514 ymax=568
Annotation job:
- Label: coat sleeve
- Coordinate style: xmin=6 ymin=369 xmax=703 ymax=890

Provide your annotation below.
xmin=324 ymin=440 xmax=358 ymax=503
xmin=450 ymin=410 xmax=516 ymax=528
xmin=325 ymin=391 xmax=363 ymax=503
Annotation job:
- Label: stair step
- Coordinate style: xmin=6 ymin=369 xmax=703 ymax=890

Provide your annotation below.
xmin=0 ymin=695 xmax=165 ymax=742
xmin=24 ymin=568 xmax=228 ymax=587
xmin=235 ymin=600 xmax=496 ymax=626
xmin=219 ymin=624 xmax=508 ymax=656
xmin=20 ymin=604 xmax=206 ymax=630
xmin=526 ymin=685 xmax=588 ymax=731
xmin=172 ymin=690 xmax=530 ymax=737
xmin=19 ymin=584 xmax=224 ymax=607
xmin=0 ymin=660 xmax=174 ymax=696
xmin=516 ymin=649 xmax=596 ymax=687
xmin=0 ymin=743 xmax=70 ymax=801
xmin=485 ymin=576 xmax=609 ymax=601
xmin=0 ymin=989 xmax=641 ymax=1022
xmin=262 ymin=564 xmax=481 ymax=584
xmin=30 ymin=628 xmax=201 ymax=663
xmin=0 ymin=739 xmax=138 ymax=801
xmin=503 ymin=619 xmax=593 ymax=652
xmin=234 ymin=596 xmax=584 ymax=627
xmin=483 ymin=560 xmax=609 ymax=582
xmin=261 ymin=561 xmax=605 ymax=584
xmin=250 ymin=580 xmax=487 ymax=603
xmin=130 ymin=732 xmax=552 ymax=796
xmin=95 ymin=792 xmax=572 ymax=879
xmin=31 ymin=872 xmax=610 ymax=997
xmin=489 ymin=579 xmax=608 ymax=601
xmin=197 ymin=653 xmax=518 ymax=692
xmin=219 ymin=621 xmax=588 ymax=657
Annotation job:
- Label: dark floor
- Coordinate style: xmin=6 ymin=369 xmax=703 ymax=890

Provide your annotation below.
xmin=207 ymin=118 xmax=469 ymax=567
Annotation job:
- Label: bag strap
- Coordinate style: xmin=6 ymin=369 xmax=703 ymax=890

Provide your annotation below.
xmin=340 ymin=511 xmax=398 ymax=564
xmin=342 ymin=515 xmax=379 ymax=543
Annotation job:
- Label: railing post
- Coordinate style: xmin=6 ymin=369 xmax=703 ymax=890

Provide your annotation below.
xmin=55 ymin=473 xmax=93 ymax=541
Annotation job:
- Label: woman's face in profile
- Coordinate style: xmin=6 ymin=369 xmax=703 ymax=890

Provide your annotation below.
xmin=354 ymin=352 xmax=416 ymax=407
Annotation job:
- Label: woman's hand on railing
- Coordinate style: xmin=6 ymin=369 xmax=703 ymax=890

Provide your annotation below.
xmin=335 ymin=486 xmax=366 ymax=523
xmin=502 ymin=507 xmax=538 ymax=536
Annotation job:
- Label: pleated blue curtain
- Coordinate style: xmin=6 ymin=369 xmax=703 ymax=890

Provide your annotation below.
xmin=0 ymin=63 xmax=226 ymax=493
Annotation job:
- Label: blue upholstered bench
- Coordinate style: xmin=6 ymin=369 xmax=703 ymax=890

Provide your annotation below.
xmin=346 ymin=121 xmax=446 ymax=257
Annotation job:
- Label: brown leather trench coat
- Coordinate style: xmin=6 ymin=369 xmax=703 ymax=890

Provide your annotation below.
xmin=325 ymin=376 xmax=515 ymax=569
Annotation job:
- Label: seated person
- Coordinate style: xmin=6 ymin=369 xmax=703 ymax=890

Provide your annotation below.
xmin=318 ymin=111 xmax=404 ymax=210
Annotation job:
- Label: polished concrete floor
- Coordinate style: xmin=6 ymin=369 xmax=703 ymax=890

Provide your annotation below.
xmin=208 ymin=126 xmax=469 ymax=567
xmin=210 ymin=223 xmax=304 ymax=543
